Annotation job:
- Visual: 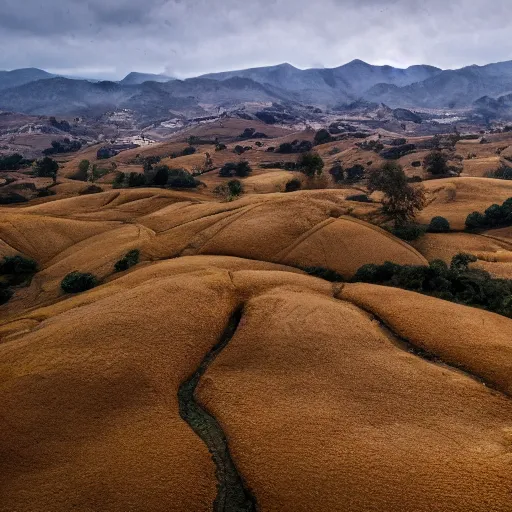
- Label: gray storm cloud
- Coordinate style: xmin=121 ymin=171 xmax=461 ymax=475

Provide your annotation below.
xmin=0 ymin=0 xmax=511 ymax=80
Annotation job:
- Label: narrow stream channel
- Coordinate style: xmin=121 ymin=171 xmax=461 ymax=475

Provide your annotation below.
xmin=178 ymin=306 xmax=257 ymax=512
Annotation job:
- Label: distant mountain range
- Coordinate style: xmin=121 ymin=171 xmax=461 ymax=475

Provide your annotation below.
xmin=2 ymin=60 xmax=512 ymax=119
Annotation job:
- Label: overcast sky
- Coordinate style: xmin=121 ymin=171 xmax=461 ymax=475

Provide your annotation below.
xmin=1 ymin=0 xmax=511 ymax=80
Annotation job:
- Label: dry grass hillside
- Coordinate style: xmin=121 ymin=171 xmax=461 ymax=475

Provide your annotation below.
xmin=2 ymin=123 xmax=512 ymax=511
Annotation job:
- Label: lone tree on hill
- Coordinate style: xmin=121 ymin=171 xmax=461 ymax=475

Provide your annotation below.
xmin=297 ymin=152 xmax=324 ymax=177
xmin=35 ymin=157 xmax=59 ymax=183
xmin=368 ymin=162 xmax=426 ymax=226
xmin=423 ymin=150 xmax=449 ymax=175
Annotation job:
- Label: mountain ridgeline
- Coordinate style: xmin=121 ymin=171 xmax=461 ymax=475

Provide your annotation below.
xmin=2 ymin=59 xmax=512 ymax=118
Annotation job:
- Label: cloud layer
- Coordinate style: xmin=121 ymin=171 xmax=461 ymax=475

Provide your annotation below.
xmin=1 ymin=0 xmax=511 ymax=80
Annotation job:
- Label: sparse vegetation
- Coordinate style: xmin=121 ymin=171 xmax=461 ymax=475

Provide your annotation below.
xmin=114 ymin=250 xmax=140 ymax=272
xmin=61 ymin=271 xmax=98 ymax=294
xmin=214 ymin=179 xmax=244 ymax=200
xmin=391 ymin=224 xmax=426 ymax=241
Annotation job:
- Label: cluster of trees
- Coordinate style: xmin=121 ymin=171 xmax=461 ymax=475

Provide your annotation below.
xmin=466 ymin=198 xmax=512 ymax=230
xmin=276 ymin=140 xmax=313 ymax=154
xmin=0 ymin=153 xmax=33 ymax=171
xmin=487 ymin=163 xmax=512 ymax=180
xmin=238 ymin=128 xmax=267 ymax=140
xmin=0 ymin=255 xmax=38 ymax=305
xmin=219 ymin=161 xmax=252 ymax=178
xmin=352 ymin=255 xmax=512 ymax=318
xmin=114 ymin=166 xmax=200 ymax=189
xmin=329 ymin=163 xmax=366 ymax=183
xmin=43 ymin=139 xmax=82 ymax=156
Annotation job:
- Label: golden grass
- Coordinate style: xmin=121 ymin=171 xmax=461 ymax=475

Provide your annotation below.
xmin=199 ymin=284 xmax=512 ymax=511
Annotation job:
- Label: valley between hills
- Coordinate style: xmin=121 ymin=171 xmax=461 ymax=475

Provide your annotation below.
xmin=2 ymin=84 xmax=512 ymax=510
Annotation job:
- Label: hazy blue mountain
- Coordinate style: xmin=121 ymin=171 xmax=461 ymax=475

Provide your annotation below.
xmin=0 ymin=75 xmax=284 ymax=118
xmin=200 ymin=60 xmax=443 ymax=106
xmin=119 ymin=72 xmax=176 ymax=85
xmin=0 ymin=68 xmax=56 ymax=91
xmin=366 ymin=60 xmax=512 ymax=108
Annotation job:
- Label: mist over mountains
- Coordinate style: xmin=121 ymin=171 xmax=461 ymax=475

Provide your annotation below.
xmin=1 ymin=59 xmax=512 ymax=119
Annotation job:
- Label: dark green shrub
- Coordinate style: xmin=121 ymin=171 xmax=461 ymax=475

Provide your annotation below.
xmin=428 ymin=216 xmax=451 ymax=233
xmin=219 ymin=161 xmax=251 ymax=178
xmin=346 ymin=194 xmax=372 ymax=203
xmin=114 ymin=250 xmax=140 ymax=272
xmin=182 ymin=146 xmax=197 ymax=156
xmin=215 ymin=143 xmax=227 ymax=151
xmin=152 ymin=166 xmax=169 ymax=186
xmin=423 ymin=151 xmax=449 ymax=175
xmin=391 ymin=224 xmax=425 ymax=241
xmin=465 ymin=197 xmax=512 ymax=230
xmin=303 ymin=267 xmax=344 ymax=282
xmin=168 ymin=175 xmax=199 ymax=188
xmin=345 ymin=164 xmax=365 ymax=181
xmin=234 ymin=161 xmax=251 ymax=178
xmin=127 ymin=172 xmax=147 ymax=187
xmin=233 ymin=145 xmax=246 ymax=155
xmin=0 ymin=287 xmax=14 ymax=305
xmin=329 ymin=164 xmax=344 ymax=182
xmin=488 ymin=164 xmax=512 ymax=180
xmin=113 ymin=172 xmax=126 ymax=188
xmin=227 ymin=180 xmax=243 ymax=197
xmin=450 ymin=253 xmax=477 ymax=272
xmin=353 ymin=264 xmax=380 ymax=283
xmin=285 ymin=179 xmax=302 ymax=193
xmin=314 ymin=129 xmax=333 ymax=146
xmin=61 ymin=271 xmax=98 ymax=294
xmin=0 ymin=255 xmax=38 ymax=275
xmin=0 ymin=153 xmax=32 ymax=171
xmin=35 ymin=157 xmax=59 ymax=182
xmin=465 ymin=211 xmax=486 ymax=230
